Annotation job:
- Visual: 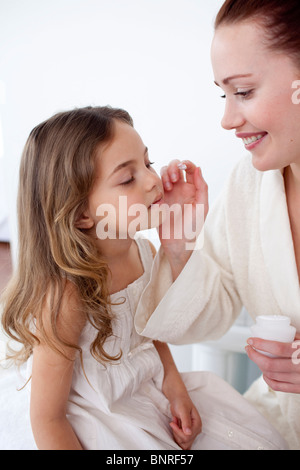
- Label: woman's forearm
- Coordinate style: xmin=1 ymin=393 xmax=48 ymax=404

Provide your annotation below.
xmin=164 ymin=248 xmax=193 ymax=281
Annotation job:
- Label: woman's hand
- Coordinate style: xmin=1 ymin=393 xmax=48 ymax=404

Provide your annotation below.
xmin=245 ymin=334 xmax=300 ymax=393
xmin=158 ymin=159 xmax=208 ymax=279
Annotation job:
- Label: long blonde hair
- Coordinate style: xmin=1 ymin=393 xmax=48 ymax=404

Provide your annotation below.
xmin=1 ymin=106 xmax=133 ymax=365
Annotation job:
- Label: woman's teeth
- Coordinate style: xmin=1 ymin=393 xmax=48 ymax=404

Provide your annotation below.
xmin=243 ymin=134 xmax=264 ymax=145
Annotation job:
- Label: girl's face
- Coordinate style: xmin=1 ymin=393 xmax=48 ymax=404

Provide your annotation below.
xmin=84 ymin=120 xmax=164 ymax=240
xmin=211 ymin=20 xmax=300 ymax=172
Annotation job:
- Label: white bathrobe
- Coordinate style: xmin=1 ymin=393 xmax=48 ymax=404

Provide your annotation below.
xmin=135 ymin=155 xmax=300 ymax=450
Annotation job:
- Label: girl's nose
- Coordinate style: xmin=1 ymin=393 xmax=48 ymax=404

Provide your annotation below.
xmin=221 ymin=100 xmax=245 ymax=131
xmin=144 ymin=168 xmax=160 ymax=192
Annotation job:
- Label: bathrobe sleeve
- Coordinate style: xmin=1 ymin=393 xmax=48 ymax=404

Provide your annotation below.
xmin=135 ymin=155 xmax=300 ymax=450
xmin=135 ymin=162 xmax=246 ymax=344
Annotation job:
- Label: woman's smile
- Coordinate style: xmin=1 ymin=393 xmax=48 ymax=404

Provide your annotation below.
xmin=236 ymin=132 xmax=268 ymax=150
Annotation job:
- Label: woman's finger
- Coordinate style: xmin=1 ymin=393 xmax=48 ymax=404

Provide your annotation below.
xmin=160 ymin=159 xmax=186 ymax=190
xmin=194 ymin=166 xmax=209 ymax=210
xmin=178 ymin=160 xmax=197 ymax=185
xmin=247 ymin=337 xmax=298 ymax=359
xmin=263 ymin=375 xmax=300 ymax=394
xmin=160 ymin=165 xmax=173 ymax=191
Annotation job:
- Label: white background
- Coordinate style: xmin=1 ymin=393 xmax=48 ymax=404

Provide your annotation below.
xmin=0 ymin=0 xmax=243 ymax=251
xmin=0 ymin=0 xmax=256 ymax=388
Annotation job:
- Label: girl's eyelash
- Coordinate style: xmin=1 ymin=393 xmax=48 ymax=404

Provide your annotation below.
xmin=121 ymin=162 xmax=155 ymax=185
xmin=121 ymin=177 xmax=134 ymax=186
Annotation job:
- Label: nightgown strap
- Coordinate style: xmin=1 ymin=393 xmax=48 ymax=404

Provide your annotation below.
xmin=135 ymin=236 xmax=155 ymax=274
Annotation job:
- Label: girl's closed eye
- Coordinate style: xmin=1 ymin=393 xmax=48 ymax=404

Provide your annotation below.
xmin=121 ymin=176 xmax=135 ymax=186
xmin=120 ymin=161 xmax=155 ymax=185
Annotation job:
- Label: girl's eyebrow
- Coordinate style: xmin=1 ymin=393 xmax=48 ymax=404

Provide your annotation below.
xmin=110 ymin=159 xmax=135 ymax=177
xmin=109 ymin=147 xmax=148 ymax=178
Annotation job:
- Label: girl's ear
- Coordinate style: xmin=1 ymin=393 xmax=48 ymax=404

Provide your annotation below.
xmin=75 ymin=210 xmax=95 ymax=230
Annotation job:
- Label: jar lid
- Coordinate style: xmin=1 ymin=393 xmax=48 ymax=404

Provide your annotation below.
xmin=256 ymin=315 xmax=291 ymax=327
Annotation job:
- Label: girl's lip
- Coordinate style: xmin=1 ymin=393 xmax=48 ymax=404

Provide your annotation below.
xmin=152 ymin=197 xmax=163 ymax=205
xmin=150 ymin=195 xmax=163 ymax=207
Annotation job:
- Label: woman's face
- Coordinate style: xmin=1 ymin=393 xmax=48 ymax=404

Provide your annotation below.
xmin=211 ymin=20 xmax=300 ymax=172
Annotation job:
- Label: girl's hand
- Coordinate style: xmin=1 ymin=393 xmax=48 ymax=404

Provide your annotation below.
xmin=168 ymin=394 xmax=202 ymax=450
xmin=158 ymin=159 xmax=208 ymax=279
xmin=154 ymin=341 xmax=202 ymax=449
xmin=245 ymin=334 xmax=300 ymax=393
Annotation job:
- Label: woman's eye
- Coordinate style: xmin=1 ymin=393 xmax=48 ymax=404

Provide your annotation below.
xmin=220 ymin=89 xmax=254 ymax=100
xmin=146 ymin=161 xmax=155 ymax=168
xmin=234 ymin=89 xmax=254 ymax=99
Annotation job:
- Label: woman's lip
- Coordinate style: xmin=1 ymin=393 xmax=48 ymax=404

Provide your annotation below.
xmin=236 ymin=132 xmax=268 ymax=150
xmin=236 ymin=132 xmax=267 ymax=138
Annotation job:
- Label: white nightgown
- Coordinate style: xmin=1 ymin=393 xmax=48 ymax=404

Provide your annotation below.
xmin=52 ymin=237 xmax=287 ymax=450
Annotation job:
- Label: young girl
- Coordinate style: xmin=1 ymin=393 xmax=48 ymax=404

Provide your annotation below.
xmin=1 ymin=106 xmax=287 ymax=450
xmin=134 ymin=0 xmax=300 ymax=450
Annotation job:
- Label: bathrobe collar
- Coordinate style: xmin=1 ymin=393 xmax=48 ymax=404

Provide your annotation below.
xmin=260 ymin=168 xmax=300 ymax=319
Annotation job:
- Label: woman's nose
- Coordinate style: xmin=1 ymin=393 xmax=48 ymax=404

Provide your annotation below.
xmin=221 ymin=100 xmax=245 ymax=131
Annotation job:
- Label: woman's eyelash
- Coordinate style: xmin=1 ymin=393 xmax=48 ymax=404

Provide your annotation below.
xmin=234 ymin=89 xmax=254 ymax=98
xmin=220 ymin=90 xmax=254 ymax=99
xmin=146 ymin=161 xmax=155 ymax=168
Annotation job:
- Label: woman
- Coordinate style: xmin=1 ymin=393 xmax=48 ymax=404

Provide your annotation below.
xmin=135 ymin=0 xmax=300 ymax=450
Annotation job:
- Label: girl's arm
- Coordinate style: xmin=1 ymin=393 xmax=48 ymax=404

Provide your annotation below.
xmin=30 ymin=282 xmax=86 ymax=450
xmin=149 ymin=242 xmax=202 ymax=448
xmin=154 ymin=341 xmax=202 ymax=450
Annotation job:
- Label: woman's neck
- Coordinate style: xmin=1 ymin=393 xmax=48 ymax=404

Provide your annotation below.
xmin=285 ymin=163 xmax=300 ymax=193
xmin=284 ymin=164 xmax=300 ymax=283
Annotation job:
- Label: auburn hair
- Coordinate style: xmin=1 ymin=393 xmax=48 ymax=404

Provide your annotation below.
xmin=215 ymin=0 xmax=300 ymax=68
xmin=1 ymin=106 xmax=133 ymax=365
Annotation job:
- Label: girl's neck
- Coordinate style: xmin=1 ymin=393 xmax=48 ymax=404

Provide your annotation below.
xmin=96 ymin=236 xmax=133 ymax=263
xmin=95 ymin=236 xmax=144 ymax=294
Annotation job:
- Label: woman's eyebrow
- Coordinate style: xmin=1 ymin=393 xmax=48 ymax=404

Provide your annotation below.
xmin=214 ymin=74 xmax=253 ymax=86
